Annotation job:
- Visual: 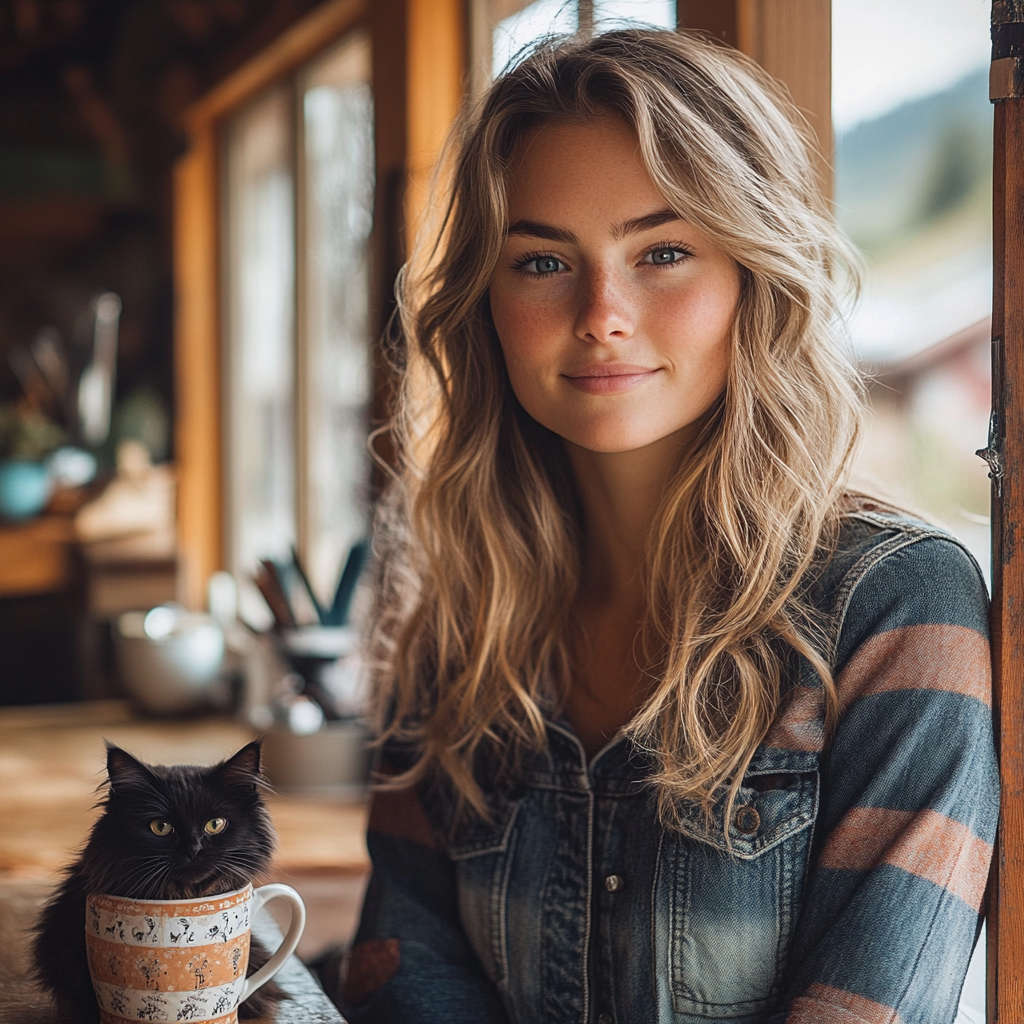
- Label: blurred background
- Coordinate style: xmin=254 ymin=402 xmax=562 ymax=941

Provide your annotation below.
xmin=835 ymin=0 xmax=993 ymax=571
xmin=0 ymin=0 xmax=996 ymax=706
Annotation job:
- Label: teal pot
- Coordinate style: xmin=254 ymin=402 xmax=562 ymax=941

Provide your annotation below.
xmin=0 ymin=460 xmax=52 ymax=521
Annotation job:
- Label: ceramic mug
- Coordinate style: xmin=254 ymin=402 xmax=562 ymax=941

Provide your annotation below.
xmin=85 ymin=883 xmax=305 ymax=1024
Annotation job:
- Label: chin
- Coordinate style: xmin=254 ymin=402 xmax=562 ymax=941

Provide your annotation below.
xmin=559 ymin=422 xmax=685 ymax=455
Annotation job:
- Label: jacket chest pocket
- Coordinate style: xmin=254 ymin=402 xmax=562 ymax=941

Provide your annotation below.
xmin=656 ymin=771 xmax=818 ymax=1019
xmin=445 ymin=799 xmax=521 ymax=989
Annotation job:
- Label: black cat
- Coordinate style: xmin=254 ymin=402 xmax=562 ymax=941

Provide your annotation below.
xmin=32 ymin=740 xmax=286 ymax=1022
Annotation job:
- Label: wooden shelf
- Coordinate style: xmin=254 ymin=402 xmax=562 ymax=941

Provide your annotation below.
xmin=0 ymin=515 xmax=76 ymax=599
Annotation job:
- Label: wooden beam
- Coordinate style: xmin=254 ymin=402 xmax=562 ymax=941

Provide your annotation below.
xmin=173 ymin=125 xmax=222 ymax=610
xmin=369 ymin=0 xmax=409 ymax=329
xmin=184 ymin=0 xmax=365 ymax=130
xmin=404 ymin=0 xmax=467 ymax=241
xmin=988 ymin=4 xmax=1024 ymax=1019
xmin=365 ymin=0 xmax=467 ymax=486
xmin=676 ymin=0 xmax=738 ymax=46
xmin=678 ymin=0 xmax=832 ymax=197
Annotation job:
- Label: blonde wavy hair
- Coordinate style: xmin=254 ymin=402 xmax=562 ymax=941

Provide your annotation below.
xmin=370 ymin=28 xmax=865 ymax=829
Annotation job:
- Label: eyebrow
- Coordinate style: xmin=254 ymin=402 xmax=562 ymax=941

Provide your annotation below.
xmin=506 ymin=219 xmax=579 ymax=245
xmin=505 ymin=208 xmax=684 ymax=245
xmin=614 ymin=208 xmax=684 ymax=239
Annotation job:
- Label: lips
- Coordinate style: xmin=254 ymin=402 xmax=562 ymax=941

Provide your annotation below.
xmin=562 ymin=364 xmax=660 ymax=395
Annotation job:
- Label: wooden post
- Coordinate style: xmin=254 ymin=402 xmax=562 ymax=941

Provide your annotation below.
xmin=366 ymin=0 xmax=467 ymax=485
xmin=988 ymin=3 xmax=1024 ymax=1020
xmin=173 ymin=124 xmax=222 ymax=611
xmin=404 ymin=0 xmax=467 ymax=242
xmin=677 ymin=0 xmax=832 ymax=196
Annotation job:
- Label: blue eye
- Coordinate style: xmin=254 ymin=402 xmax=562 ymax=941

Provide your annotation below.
xmin=647 ymin=247 xmax=684 ymax=265
xmin=517 ymin=255 xmax=565 ymax=275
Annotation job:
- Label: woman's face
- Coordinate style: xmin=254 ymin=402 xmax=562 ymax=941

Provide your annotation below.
xmin=489 ymin=115 xmax=740 ymax=455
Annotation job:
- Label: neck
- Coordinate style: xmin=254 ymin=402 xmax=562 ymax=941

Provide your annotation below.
xmin=565 ymin=429 xmax=692 ymax=610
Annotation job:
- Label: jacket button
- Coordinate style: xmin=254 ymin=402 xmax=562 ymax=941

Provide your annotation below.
xmin=734 ymin=805 xmax=760 ymax=835
xmin=603 ymin=874 xmax=625 ymax=892
xmin=598 ymin=1015 xmax=614 ymax=1024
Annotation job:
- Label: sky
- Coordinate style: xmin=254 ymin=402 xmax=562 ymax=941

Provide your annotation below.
xmin=832 ymin=0 xmax=992 ymax=133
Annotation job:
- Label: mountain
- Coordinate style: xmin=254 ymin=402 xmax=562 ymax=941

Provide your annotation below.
xmin=835 ymin=66 xmax=992 ymax=256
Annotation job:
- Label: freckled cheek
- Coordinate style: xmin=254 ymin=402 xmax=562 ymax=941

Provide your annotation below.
xmin=490 ymin=291 xmax=568 ymax=379
xmin=654 ymin=284 xmax=737 ymax=372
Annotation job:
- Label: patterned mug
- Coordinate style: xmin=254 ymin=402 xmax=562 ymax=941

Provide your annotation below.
xmin=85 ymin=883 xmax=305 ymax=1024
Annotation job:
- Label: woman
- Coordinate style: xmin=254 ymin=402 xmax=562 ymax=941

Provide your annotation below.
xmin=327 ymin=29 xmax=997 ymax=1024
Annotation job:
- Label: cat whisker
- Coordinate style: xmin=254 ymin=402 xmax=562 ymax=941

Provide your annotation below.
xmin=91 ymin=858 xmax=165 ymax=895
xmin=108 ymin=857 xmax=173 ymax=899
xmin=127 ymin=864 xmax=172 ymax=900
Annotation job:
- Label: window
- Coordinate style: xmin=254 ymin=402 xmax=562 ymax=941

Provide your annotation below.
xmin=833 ymin=4 xmax=993 ymax=1010
xmin=222 ymin=29 xmax=374 ymax=620
xmin=480 ymin=0 xmax=676 ymax=82
xmin=834 ymin=0 xmax=992 ymax=571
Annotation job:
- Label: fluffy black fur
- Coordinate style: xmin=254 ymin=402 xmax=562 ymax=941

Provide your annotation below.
xmin=32 ymin=740 xmax=285 ymax=1022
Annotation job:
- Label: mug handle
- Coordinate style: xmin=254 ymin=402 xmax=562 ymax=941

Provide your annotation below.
xmin=241 ymin=883 xmax=307 ymax=1001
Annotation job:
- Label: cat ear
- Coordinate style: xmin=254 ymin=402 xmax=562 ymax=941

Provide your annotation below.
xmin=216 ymin=740 xmax=265 ymax=786
xmin=105 ymin=742 xmax=154 ymax=791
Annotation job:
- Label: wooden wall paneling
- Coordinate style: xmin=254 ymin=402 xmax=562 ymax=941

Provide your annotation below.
xmin=677 ymin=0 xmax=833 ymax=196
xmin=988 ymin=3 xmax=1024 ymax=1019
xmin=173 ymin=124 xmax=222 ymax=610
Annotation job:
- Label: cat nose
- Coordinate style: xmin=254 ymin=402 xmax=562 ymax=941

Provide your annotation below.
xmin=186 ymin=839 xmax=203 ymax=860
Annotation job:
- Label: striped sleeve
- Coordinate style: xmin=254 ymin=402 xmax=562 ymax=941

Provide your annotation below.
xmin=332 ymin=749 xmax=511 ymax=1024
xmin=782 ymin=535 xmax=998 ymax=1024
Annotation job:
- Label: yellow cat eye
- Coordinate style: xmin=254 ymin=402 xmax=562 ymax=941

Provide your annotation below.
xmin=204 ymin=817 xmax=228 ymax=835
xmin=149 ymin=820 xmax=174 ymax=836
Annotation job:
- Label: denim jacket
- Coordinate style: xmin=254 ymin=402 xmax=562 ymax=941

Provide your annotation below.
xmin=337 ymin=510 xmax=998 ymax=1024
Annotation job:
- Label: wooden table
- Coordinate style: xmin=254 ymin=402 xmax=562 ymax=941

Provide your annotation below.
xmin=0 ymin=701 xmax=368 ymax=1021
xmin=0 ymin=701 xmax=370 ymax=878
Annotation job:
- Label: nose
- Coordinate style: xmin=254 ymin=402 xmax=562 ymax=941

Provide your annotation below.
xmin=574 ymin=265 xmax=635 ymax=344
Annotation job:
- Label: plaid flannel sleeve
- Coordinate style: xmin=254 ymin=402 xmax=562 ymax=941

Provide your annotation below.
xmin=777 ymin=535 xmax=998 ymax=1024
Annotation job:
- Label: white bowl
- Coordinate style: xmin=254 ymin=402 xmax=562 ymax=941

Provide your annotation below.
xmin=262 ymin=720 xmax=371 ymax=798
xmin=115 ymin=611 xmax=225 ymax=715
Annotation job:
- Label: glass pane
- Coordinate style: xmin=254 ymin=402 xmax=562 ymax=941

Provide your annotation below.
xmin=593 ymin=0 xmax=675 ymax=30
xmin=491 ymin=0 xmax=675 ymax=79
xmin=300 ymin=31 xmax=375 ymax=602
xmin=834 ymin=0 xmax=992 ymax=575
xmin=493 ymin=0 xmax=578 ymax=77
xmin=223 ymin=87 xmax=296 ymax=606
